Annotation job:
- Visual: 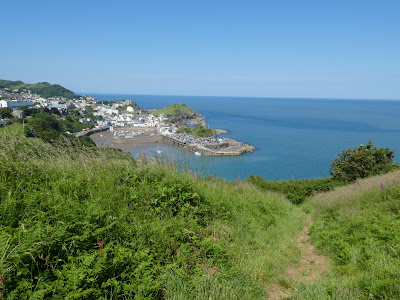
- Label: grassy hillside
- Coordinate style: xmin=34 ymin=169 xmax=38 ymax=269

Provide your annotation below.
xmin=248 ymin=176 xmax=345 ymax=205
xmin=0 ymin=131 xmax=304 ymax=299
xmin=292 ymin=171 xmax=400 ymax=299
xmin=153 ymin=103 xmax=198 ymax=117
xmin=0 ymin=79 xmax=77 ymax=99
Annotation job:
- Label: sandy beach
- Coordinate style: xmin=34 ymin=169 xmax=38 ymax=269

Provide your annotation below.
xmin=90 ymin=127 xmax=164 ymax=150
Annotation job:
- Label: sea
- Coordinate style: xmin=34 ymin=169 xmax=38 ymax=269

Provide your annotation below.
xmin=88 ymin=94 xmax=400 ymax=181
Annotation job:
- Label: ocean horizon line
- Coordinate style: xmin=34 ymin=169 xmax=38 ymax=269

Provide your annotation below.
xmin=80 ymin=92 xmax=400 ymax=102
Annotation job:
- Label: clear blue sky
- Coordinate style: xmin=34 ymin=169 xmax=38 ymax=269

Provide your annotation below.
xmin=1 ymin=0 xmax=399 ymax=99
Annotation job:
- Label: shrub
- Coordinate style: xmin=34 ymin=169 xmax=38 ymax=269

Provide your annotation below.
xmin=330 ymin=140 xmax=398 ymax=182
xmin=0 ymin=107 xmax=12 ymax=118
xmin=248 ymin=175 xmax=344 ymax=204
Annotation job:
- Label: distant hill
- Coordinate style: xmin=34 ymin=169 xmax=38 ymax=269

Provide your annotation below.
xmin=154 ymin=103 xmax=205 ymax=126
xmin=0 ymin=79 xmax=77 ymax=99
xmin=153 ymin=103 xmax=198 ymax=117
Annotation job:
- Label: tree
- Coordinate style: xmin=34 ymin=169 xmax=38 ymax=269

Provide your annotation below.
xmin=24 ymin=112 xmax=61 ymax=141
xmin=0 ymin=107 xmax=12 ymax=118
xmin=330 ymin=140 xmax=398 ymax=182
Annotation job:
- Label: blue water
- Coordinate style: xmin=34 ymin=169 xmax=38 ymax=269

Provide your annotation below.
xmin=89 ymin=93 xmax=400 ymax=181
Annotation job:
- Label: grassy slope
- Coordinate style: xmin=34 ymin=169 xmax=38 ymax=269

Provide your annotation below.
xmin=0 ymin=123 xmax=24 ymax=135
xmin=0 ymin=131 xmax=304 ymax=299
xmin=153 ymin=104 xmax=198 ymax=117
xmin=292 ymin=171 xmax=400 ymax=299
xmin=0 ymin=79 xmax=76 ymax=99
xmin=249 ymin=176 xmax=345 ymax=205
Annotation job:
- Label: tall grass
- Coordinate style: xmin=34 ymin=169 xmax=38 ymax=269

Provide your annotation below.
xmin=0 ymin=132 xmax=304 ymax=299
xmin=293 ymin=171 xmax=400 ymax=299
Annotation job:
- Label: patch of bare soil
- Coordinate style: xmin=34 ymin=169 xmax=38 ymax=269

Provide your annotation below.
xmin=267 ymin=213 xmax=331 ymax=300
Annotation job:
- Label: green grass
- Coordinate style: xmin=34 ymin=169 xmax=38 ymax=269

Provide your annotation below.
xmin=0 ymin=132 xmax=304 ymax=299
xmin=176 ymin=125 xmax=214 ymax=138
xmin=248 ymin=175 xmax=345 ymax=204
xmin=0 ymin=79 xmax=76 ymax=99
xmin=192 ymin=125 xmax=214 ymax=138
xmin=0 ymin=122 xmax=25 ymax=136
xmin=291 ymin=171 xmax=400 ymax=299
xmin=153 ymin=103 xmax=198 ymax=117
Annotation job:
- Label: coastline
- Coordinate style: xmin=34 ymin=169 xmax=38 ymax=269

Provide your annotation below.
xmin=90 ymin=126 xmax=255 ymax=156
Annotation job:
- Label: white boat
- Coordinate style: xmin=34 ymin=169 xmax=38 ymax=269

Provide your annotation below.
xmin=195 ymin=151 xmax=201 ymax=156
xmin=156 ymin=146 xmax=162 ymax=154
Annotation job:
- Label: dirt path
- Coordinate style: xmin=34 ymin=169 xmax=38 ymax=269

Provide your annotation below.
xmin=267 ymin=213 xmax=331 ymax=299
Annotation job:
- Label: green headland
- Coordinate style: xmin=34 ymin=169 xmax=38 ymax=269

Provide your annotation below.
xmin=0 ymin=79 xmax=77 ymax=99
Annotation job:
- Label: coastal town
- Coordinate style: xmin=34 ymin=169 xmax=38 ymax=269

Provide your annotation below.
xmin=0 ymin=86 xmax=255 ymax=156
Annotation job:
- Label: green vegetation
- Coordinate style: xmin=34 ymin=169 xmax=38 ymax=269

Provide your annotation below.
xmin=19 ymin=106 xmax=40 ymax=117
xmin=23 ymin=111 xmax=94 ymax=146
xmin=0 ymin=79 xmax=77 ymax=99
xmin=0 ymin=122 xmax=26 ymax=137
xmin=153 ymin=103 xmax=198 ymax=117
xmin=2 ymin=126 xmax=399 ymax=299
xmin=0 ymin=107 xmax=12 ymax=118
xmin=248 ymin=176 xmax=345 ymax=204
xmin=330 ymin=140 xmax=399 ymax=182
xmin=293 ymin=171 xmax=400 ymax=299
xmin=24 ymin=112 xmax=62 ymax=141
xmin=176 ymin=125 xmax=215 ymax=138
xmin=176 ymin=127 xmax=192 ymax=134
xmin=0 ymin=131 xmax=304 ymax=299
xmin=192 ymin=125 xmax=214 ymax=138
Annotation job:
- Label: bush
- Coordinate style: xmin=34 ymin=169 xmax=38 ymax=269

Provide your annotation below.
xmin=0 ymin=107 xmax=12 ymax=118
xmin=192 ymin=125 xmax=213 ymax=138
xmin=176 ymin=127 xmax=192 ymax=134
xmin=248 ymin=175 xmax=344 ymax=204
xmin=330 ymin=141 xmax=398 ymax=182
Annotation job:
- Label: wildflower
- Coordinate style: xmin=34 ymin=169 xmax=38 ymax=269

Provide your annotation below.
xmin=237 ymin=173 xmax=240 ymax=181
xmin=393 ymin=179 xmax=396 ymax=184
xmin=381 ymin=182 xmax=385 ymax=191
xmin=356 ymin=179 xmax=359 ymax=185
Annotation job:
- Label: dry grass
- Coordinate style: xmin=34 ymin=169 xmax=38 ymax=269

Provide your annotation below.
xmin=304 ymin=170 xmax=400 ymax=215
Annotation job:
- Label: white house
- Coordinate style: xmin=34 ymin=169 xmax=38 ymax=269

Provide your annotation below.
xmin=0 ymin=100 xmax=34 ymax=108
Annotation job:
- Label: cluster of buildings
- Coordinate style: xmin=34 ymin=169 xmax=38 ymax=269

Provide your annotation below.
xmin=0 ymin=87 xmax=43 ymax=102
xmin=0 ymin=88 xmax=210 ymax=143
xmin=0 ymin=88 xmax=179 ymax=135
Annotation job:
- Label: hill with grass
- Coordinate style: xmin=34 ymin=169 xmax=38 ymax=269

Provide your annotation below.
xmin=292 ymin=171 xmax=400 ymax=299
xmin=0 ymin=79 xmax=77 ymax=99
xmin=153 ymin=103 xmax=198 ymax=117
xmin=2 ymin=124 xmax=400 ymax=299
xmin=153 ymin=103 xmax=205 ymax=126
xmin=0 ymin=124 xmax=304 ymax=299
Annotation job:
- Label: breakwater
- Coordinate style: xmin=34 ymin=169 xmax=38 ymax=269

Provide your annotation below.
xmin=161 ymin=135 xmax=255 ymax=156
